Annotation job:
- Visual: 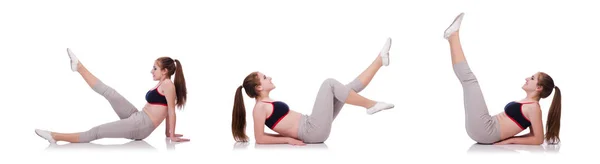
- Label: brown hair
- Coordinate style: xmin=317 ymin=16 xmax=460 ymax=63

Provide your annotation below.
xmin=537 ymin=72 xmax=561 ymax=144
xmin=232 ymin=72 xmax=261 ymax=142
xmin=156 ymin=57 xmax=187 ymax=109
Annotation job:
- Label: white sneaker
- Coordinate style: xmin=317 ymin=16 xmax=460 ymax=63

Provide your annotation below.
xmin=444 ymin=12 xmax=465 ymax=40
xmin=35 ymin=129 xmax=56 ymax=144
xmin=367 ymin=102 xmax=395 ymax=115
xmin=380 ymin=37 xmax=392 ymax=66
xmin=67 ymin=48 xmax=79 ymax=72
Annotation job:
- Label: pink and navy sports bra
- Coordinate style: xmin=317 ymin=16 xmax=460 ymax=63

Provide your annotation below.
xmin=146 ymin=84 xmax=167 ymax=106
xmin=262 ymin=101 xmax=290 ymax=129
xmin=504 ymin=101 xmax=536 ymax=130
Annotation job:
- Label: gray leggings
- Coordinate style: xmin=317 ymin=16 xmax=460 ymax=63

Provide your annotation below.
xmin=297 ymin=78 xmax=365 ymax=143
xmin=453 ymin=61 xmax=501 ymax=144
xmin=78 ymin=80 xmax=156 ymax=143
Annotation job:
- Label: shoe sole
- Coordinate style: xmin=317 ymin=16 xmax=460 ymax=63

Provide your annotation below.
xmin=381 ymin=38 xmax=392 ymax=66
xmin=67 ymin=48 xmax=78 ymax=71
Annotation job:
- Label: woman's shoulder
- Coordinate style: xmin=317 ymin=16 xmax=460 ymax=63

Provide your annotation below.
xmin=254 ymin=101 xmax=274 ymax=111
xmin=522 ymin=102 xmax=541 ymax=115
xmin=158 ymin=79 xmax=175 ymax=94
xmin=159 ymin=79 xmax=175 ymax=88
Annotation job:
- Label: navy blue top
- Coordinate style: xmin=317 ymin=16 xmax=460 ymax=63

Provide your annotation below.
xmin=146 ymin=85 xmax=168 ymax=106
xmin=504 ymin=101 xmax=535 ymax=130
xmin=263 ymin=101 xmax=290 ymax=129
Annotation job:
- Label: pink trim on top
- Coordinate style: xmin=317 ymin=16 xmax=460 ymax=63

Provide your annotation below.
xmin=148 ymin=102 xmax=168 ymax=106
xmin=519 ymin=102 xmax=536 ymax=123
xmin=519 ymin=101 xmax=536 ymax=104
xmin=506 ymin=115 xmax=525 ymax=130
xmin=271 ymin=111 xmax=289 ymax=129
xmin=150 ymin=83 xmax=166 ymax=96
xmin=156 ymin=88 xmax=166 ymax=96
xmin=151 ymin=83 xmax=162 ymax=90
xmin=265 ymin=102 xmax=275 ymax=119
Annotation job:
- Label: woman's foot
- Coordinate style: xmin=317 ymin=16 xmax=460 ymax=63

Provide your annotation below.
xmin=379 ymin=37 xmax=392 ymax=66
xmin=67 ymin=48 xmax=79 ymax=72
xmin=366 ymin=101 xmax=395 ymax=115
xmin=35 ymin=129 xmax=56 ymax=144
xmin=444 ymin=12 xmax=465 ymax=40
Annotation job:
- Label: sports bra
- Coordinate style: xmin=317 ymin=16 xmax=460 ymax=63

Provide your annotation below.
xmin=146 ymin=84 xmax=168 ymax=106
xmin=504 ymin=101 xmax=535 ymax=130
xmin=262 ymin=101 xmax=290 ymax=129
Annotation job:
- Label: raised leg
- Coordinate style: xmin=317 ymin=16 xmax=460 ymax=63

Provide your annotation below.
xmin=305 ymin=78 xmax=394 ymax=142
xmin=331 ymin=38 xmax=392 ymax=118
xmin=67 ymin=48 xmax=137 ymax=119
xmin=445 ymin=13 xmax=500 ymax=143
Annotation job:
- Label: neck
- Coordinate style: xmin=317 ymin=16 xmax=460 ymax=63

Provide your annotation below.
xmin=524 ymin=92 xmax=540 ymax=102
xmin=256 ymin=93 xmax=271 ymax=102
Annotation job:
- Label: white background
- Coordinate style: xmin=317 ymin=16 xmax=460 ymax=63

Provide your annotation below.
xmin=1 ymin=0 xmax=599 ymax=163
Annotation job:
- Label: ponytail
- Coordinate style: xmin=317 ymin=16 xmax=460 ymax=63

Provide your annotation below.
xmin=232 ymin=85 xmax=248 ymax=142
xmin=545 ymin=86 xmax=561 ymax=144
xmin=173 ymin=59 xmax=187 ymax=109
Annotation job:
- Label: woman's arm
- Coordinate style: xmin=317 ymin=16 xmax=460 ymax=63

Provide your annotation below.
xmin=252 ymin=105 xmax=302 ymax=145
xmin=165 ymin=113 xmax=171 ymax=137
xmin=162 ymin=81 xmax=180 ymax=139
xmin=264 ymin=133 xmax=284 ymax=137
xmin=496 ymin=104 xmax=544 ymax=145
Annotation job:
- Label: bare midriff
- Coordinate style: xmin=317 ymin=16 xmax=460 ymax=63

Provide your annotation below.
xmin=270 ymin=110 xmax=303 ymax=139
xmin=142 ymin=103 xmax=168 ymax=128
xmin=494 ymin=112 xmax=528 ymax=140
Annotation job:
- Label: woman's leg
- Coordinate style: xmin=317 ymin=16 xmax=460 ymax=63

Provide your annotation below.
xmin=35 ymin=111 xmax=155 ymax=143
xmin=445 ymin=13 xmax=500 ymax=144
xmin=357 ymin=37 xmax=391 ymax=87
xmin=301 ymin=78 xmax=394 ymax=143
xmin=331 ymin=37 xmax=392 ymax=118
xmin=68 ymin=48 xmax=137 ymax=119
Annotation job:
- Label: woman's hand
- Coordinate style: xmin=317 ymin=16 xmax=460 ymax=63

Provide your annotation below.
xmin=166 ymin=133 xmax=184 ymax=137
xmin=493 ymin=139 xmax=513 ymax=145
xmin=169 ymin=136 xmax=190 ymax=142
xmin=287 ymin=138 xmax=306 ymax=146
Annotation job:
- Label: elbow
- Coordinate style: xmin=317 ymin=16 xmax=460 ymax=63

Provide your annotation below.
xmin=255 ymin=137 xmax=266 ymax=144
xmin=254 ymin=134 xmax=270 ymax=144
xmin=532 ymin=136 xmax=544 ymax=145
xmin=535 ymin=138 xmax=544 ymax=145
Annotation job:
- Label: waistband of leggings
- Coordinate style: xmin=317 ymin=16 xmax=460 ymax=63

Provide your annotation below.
xmin=141 ymin=109 xmax=157 ymax=129
xmin=297 ymin=114 xmax=309 ymax=141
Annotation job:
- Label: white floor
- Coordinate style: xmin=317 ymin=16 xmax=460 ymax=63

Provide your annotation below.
xmin=466 ymin=143 xmax=561 ymax=154
xmin=19 ymin=128 xmax=596 ymax=164
xmin=25 ymin=137 xmax=578 ymax=163
xmin=40 ymin=140 xmax=561 ymax=153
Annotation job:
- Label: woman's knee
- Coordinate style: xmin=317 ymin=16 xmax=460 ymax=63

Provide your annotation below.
xmin=322 ymin=78 xmax=343 ymax=87
xmin=78 ymin=127 xmax=99 ymax=143
xmin=323 ymin=78 xmax=337 ymax=84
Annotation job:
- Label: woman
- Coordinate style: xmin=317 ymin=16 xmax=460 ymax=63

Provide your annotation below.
xmin=444 ymin=13 xmax=562 ymax=145
xmin=231 ymin=38 xmax=396 ymax=145
xmin=35 ymin=48 xmax=190 ymax=143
